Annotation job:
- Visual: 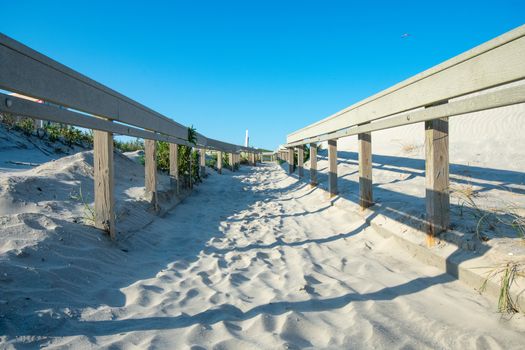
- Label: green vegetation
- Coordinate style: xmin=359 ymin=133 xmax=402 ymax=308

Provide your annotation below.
xmin=114 ymin=138 xmax=144 ymax=153
xmin=0 ymin=113 xmax=93 ymax=147
xmin=451 ymin=184 xmax=525 ymax=240
xmin=0 ymin=114 xmax=237 ymax=185
xmin=18 ymin=118 xmax=35 ymax=136
xmin=240 ymin=153 xmax=250 ymax=165
xmin=481 ymin=262 xmax=524 ymax=313
xmin=150 ymin=126 xmax=202 ymax=188
xmin=206 ymin=152 xmax=231 ymax=170
xmin=70 ymin=186 xmax=96 ymax=225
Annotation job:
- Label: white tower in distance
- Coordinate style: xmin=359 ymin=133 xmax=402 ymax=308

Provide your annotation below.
xmin=245 ymin=129 xmax=249 ymax=147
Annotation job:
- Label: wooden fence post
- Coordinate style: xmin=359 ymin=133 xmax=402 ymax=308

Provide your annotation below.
xmin=169 ymin=143 xmax=179 ymax=194
xmin=217 ymin=151 xmax=223 ymax=174
xmin=288 ymin=148 xmax=294 ymax=174
xmin=358 ymin=132 xmax=373 ymax=208
xmin=425 ymin=117 xmax=450 ymax=241
xmin=145 ymin=139 xmax=158 ymax=209
xmin=310 ymin=143 xmax=317 ymax=186
xmin=93 ymin=129 xmax=115 ymax=239
xmin=200 ymin=148 xmax=206 ymax=178
xmin=328 ymin=139 xmax=338 ymax=197
xmin=189 ymin=147 xmax=194 ymax=189
xmin=297 ymin=146 xmax=304 ymax=177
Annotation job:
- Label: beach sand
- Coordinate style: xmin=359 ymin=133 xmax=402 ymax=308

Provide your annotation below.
xmin=1 ymin=102 xmax=525 ymax=348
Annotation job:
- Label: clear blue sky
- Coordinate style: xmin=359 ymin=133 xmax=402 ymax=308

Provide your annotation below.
xmin=2 ymin=1 xmax=523 ymax=150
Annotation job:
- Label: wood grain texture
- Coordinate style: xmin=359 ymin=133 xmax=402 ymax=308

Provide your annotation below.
xmin=287 ymin=25 xmax=525 ymax=144
xmin=0 ymin=34 xmax=254 ymax=153
xmin=200 ymin=149 xmax=206 ymax=177
xmin=358 ymin=132 xmax=373 ymax=208
xmin=285 ymin=83 xmax=525 ymax=147
xmin=288 ymin=147 xmax=294 ymax=174
xmin=297 ymin=146 xmax=304 ymax=178
xmin=425 ymin=118 xmax=450 ymax=239
xmin=328 ymin=139 xmax=338 ymax=197
xmin=93 ymin=129 xmax=115 ymax=239
xmin=0 ymin=92 xmax=197 ymax=146
xmin=0 ymin=39 xmax=188 ymax=140
xmin=169 ymin=143 xmax=179 ymax=193
xmin=217 ymin=151 xmax=223 ymax=174
xmin=309 ymin=143 xmax=318 ymax=186
xmin=145 ymin=139 xmax=158 ymax=209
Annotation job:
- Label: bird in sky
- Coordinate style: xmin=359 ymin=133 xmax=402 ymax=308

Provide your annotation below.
xmin=401 ymin=33 xmax=411 ymax=38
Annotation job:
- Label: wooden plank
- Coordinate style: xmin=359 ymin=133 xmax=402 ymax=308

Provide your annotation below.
xmin=0 ymin=92 xmax=250 ymax=154
xmin=93 ymin=128 xmax=115 ymax=239
xmin=328 ymin=139 xmax=338 ymax=197
xmin=207 ymin=137 xmax=238 ymax=153
xmin=287 ymin=25 xmax=525 ymax=144
xmin=200 ymin=148 xmax=206 ymax=177
xmin=288 ymin=147 xmax=294 ymax=174
xmin=0 ymin=36 xmax=189 ymax=140
xmin=144 ymin=139 xmax=158 ymax=209
xmin=285 ymin=83 xmax=525 ymax=147
xmin=189 ymin=147 xmax=194 ymax=189
xmin=358 ymin=132 xmax=373 ymax=208
xmin=297 ymin=146 xmax=304 ymax=177
xmin=0 ymin=92 xmax=195 ymax=146
xmin=0 ymin=34 xmax=251 ymax=154
xmin=217 ymin=151 xmax=223 ymax=174
xmin=425 ymin=118 xmax=450 ymax=242
xmin=169 ymin=143 xmax=179 ymax=194
xmin=309 ymin=143 xmax=318 ymax=186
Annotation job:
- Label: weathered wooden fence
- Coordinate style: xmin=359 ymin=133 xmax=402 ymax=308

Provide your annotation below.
xmin=0 ymin=33 xmax=261 ymax=239
xmin=283 ymin=24 xmax=525 ymax=242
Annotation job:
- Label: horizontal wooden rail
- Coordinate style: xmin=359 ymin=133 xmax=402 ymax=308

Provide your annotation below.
xmin=286 ymin=83 xmax=525 ymax=147
xmin=0 ymin=34 xmax=188 ymax=140
xmin=287 ymin=24 xmax=525 ymax=145
xmin=0 ymin=33 xmax=261 ymax=155
xmin=0 ymin=92 xmax=197 ymax=147
xmin=282 ymin=25 xmax=525 ymax=244
xmin=0 ymin=33 xmax=261 ymax=240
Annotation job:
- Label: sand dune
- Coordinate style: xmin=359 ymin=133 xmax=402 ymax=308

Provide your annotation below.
xmin=1 ymin=102 xmax=525 ymax=348
xmin=1 ymin=158 xmax=524 ymax=348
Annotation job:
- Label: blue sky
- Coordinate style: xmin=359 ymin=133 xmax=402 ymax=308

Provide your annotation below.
xmin=2 ymin=1 xmax=523 ymax=149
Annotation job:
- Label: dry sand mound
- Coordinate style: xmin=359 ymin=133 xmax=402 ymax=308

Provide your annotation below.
xmin=1 ymin=160 xmax=524 ymax=349
xmin=1 ymin=103 xmax=524 ymax=348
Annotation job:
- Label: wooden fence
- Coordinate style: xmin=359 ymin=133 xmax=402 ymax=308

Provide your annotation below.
xmin=282 ymin=24 xmax=525 ymax=241
xmin=0 ymin=33 xmax=261 ymax=239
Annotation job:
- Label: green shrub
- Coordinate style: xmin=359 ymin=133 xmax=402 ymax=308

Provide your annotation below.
xmin=61 ymin=126 xmax=84 ymax=146
xmin=223 ymin=153 xmax=230 ymax=168
xmin=17 ymin=118 xmax=35 ymax=136
xmin=114 ymin=138 xmax=144 ymax=153
xmin=0 ymin=113 xmax=16 ymax=129
xmin=42 ymin=124 xmax=91 ymax=147
xmin=44 ymin=124 xmax=61 ymax=142
xmin=206 ymin=153 xmax=218 ymax=169
xmin=156 ymin=141 xmax=170 ymax=172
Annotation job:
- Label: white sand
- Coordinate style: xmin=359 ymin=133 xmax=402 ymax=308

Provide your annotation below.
xmin=1 ymin=101 xmax=525 ymax=348
xmin=1 ymin=161 xmax=524 ymax=347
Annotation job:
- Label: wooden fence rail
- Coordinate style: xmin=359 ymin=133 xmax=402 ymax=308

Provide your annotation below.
xmin=283 ymin=24 xmax=525 ymax=242
xmin=0 ymin=33 xmax=261 ymax=239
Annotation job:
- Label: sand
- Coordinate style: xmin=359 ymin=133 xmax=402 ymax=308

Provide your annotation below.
xmin=1 ymin=100 xmax=525 ymax=348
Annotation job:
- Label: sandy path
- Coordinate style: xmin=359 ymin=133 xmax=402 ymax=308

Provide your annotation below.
xmin=3 ymin=163 xmax=524 ymax=349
